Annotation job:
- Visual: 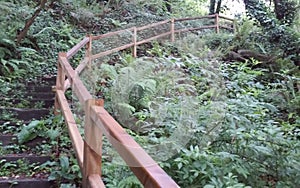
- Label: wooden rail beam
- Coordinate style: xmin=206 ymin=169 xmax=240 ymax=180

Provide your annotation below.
xmin=219 ymin=15 xmax=235 ymax=21
xmin=91 ymin=43 xmax=134 ymax=60
xmin=174 ymin=14 xmax=216 ymax=22
xmin=58 ymin=53 xmax=93 ymax=106
xmin=136 ymin=32 xmax=172 ymax=46
xmin=56 ymin=90 xmax=84 ymax=171
xmin=219 ymin=25 xmax=234 ymax=31
xmin=64 ymin=57 xmax=89 ymax=91
xmin=90 ymin=106 xmax=179 ymax=188
xmin=59 ymin=53 xmax=75 ymax=83
xmin=88 ymin=174 xmax=105 ymax=188
xmin=83 ymin=99 xmax=104 ymax=188
xmin=66 ymin=37 xmax=90 ymax=59
xmin=174 ymin=25 xmax=217 ymax=34
xmin=92 ymin=28 xmax=134 ymax=40
xmin=136 ymin=20 xmax=170 ymax=31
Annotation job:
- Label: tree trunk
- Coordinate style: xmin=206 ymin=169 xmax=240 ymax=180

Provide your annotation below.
xmin=216 ymin=0 xmax=222 ymax=14
xmin=16 ymin=0 xmax=48 ymax=45
xmin=273 ymin=0 xmax=284 ymax=20
xmin=164 ymin=0 xmax=172 ymax=13
xmin=209 ymin=0 xmax=216 ymax=14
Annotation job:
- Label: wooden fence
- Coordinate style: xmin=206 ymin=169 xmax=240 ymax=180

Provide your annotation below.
xmin=54 ymin=14 xmax=234 ymax=188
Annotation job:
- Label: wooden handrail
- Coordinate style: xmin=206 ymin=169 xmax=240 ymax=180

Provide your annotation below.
xmin=54 ymin=14 xmax=234 ymax=187
xmin=56 ymin=90 xmax=84 ymax=170
xmin=91 ymin=43 xmax=135 ymax=60
xmin=136 ymin=20 xmax=170 ymax=31
xmin=66 ymin=37 xmax=90 ymax=59
xmin=91 ymin=27 xmax=135 ymax=40
xmin=90 ymin=106 xmax=179 ymax=187
xmin=219 ymin=15 xmax=235 ymax=21
xmin=174 ymin=14 xmax=216 ymax=21
xmin=175 ymin=25 xmax=217 ymax=34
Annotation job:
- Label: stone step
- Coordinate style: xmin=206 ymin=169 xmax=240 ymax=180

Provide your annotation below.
xmin=0 ymin=108 xmax=51 ymax=122
xmin=16 ymin=86 xmax=53 ymax=93
xmin=0 ymin=135 xmax=46 ymax=147
xmin=0 ymin=178 xmax=54 ymax=188
xmin=24 ymin=77 xmax=56 ymax=87
xmin=9 ymin=92 xmax=55 ymax=100
xmin=0 ymin=76 xmax=60 ymax=187
xmin=0 ymin=98 xmax=54 ymax=109
xmin=0 ymin=155 xmax=51 ymax=164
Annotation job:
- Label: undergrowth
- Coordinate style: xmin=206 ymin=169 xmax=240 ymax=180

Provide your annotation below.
xmin=77 ymin=37 xmax=300 ymax=187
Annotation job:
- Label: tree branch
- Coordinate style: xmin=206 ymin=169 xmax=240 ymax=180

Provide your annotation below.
xmin=16 ymin=0 xmax=48 ymax=45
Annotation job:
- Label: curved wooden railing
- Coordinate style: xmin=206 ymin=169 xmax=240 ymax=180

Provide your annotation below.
xmin=54 ymin=14 xmax=234 ymax=188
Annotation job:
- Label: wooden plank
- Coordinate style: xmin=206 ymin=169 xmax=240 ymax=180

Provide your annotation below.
xmin=88 ymin=35 xmax=92 ymax=66
xmin=133 ymin=27 xmax=137 ymax=58
xmin=83 ymin=141 xmax=102 ymax=188
xmin=72 ymin=76 xmax=93 ymax=106
xmin=75 ymin=57 xmax=89 ymax=74
xmin=137 ymin=20 xmax=170 ymax=31
xmin=59 ymin=53 xmax=75 ymax=83
xmin=59 ymin=54 xmax=92 ymax=108
xmin=56 ymin=90 xmax=84 ymax=171
xmin=170 ymin=19 xmax=175 ymax=42
xmin=91 ymin=43 xmax=134 ymax=60
xmin=54 ymin=61 xmax=64 ymax=114
xmin=174 ymin=25 xmax=216 ymax=34
xmin=90 ymin=106 xmax=179 ymax=188
xmin=64 ymin=57 xmax=89 ymax=91
xmin=136 ymin=31 xmax=172 ymax=46
xmin=215 ymin=14 xmax=220 ymax=33
xmin=84 ymin=99 xmax=103 ymax=156
xmin=219 ymin=15 xmax=235 ymax=21
xmin=88 ymin=174 xmax=105 ymax=188
xmin=174 ymin=14 xmax=215 ymax=22
xmin=92 ymin=28 xmax=134 ymax=40
xmin=56 ymin=61 xmax=64 ymax=90
xmin=67 ymin=37 xmax=90 ymax=59
xmin=219 ymin=25 xmax=234 ymax=31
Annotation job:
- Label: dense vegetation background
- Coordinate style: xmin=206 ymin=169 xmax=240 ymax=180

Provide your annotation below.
xmin=0 ymin=0 xmax=299 ymax=187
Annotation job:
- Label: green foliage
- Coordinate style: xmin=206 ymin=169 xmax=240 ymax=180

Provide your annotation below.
xmin=0 ymin=159 xmax=41 ymax=177
xmin=48 ymin=155 xmax=77 ymax=181
xmin=17 ymin=116 xmax=63 ymax=144
xmin=0 ymin=0 xmax=83 ymax=80
xmin=109 ymin=56 xmax=199 ymax=135
xmin=161 ymin=59 xmax=299 ymax=187
xmin=244 ymin=0 xmax=300 ymax=64
xmin=101 ymin=160 xmax=142 ymax=188
xmin=135 ymin=0 xmax=208 ymax=17
xmin=165 ymin=146 xmax=250 ymax=187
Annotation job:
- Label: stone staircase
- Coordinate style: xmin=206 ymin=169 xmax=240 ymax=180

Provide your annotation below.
xmin=0 ymin=77 xmax=57 ymax=188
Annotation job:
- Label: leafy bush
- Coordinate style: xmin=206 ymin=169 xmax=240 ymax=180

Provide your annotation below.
xmin=244 ymin=0 xmax=300 ymax=65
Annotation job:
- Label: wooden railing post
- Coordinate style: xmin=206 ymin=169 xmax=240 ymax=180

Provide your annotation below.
xmin=215 ymin=13 xmax=219 ymax=33
xmin=233 ymin=19 xmax=236 ymax=33
xmin=170 ymin=19 xmax=175 ymax=42
xmin=83 ymin=99 xmax=104 ymax=188
xmin=88 ymin=35 xmax=92 ymax=67
xmin=54 ymin=52 xmax=67 ymax=115
xmin=133 ymin=27 xmax=137 ymax=58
